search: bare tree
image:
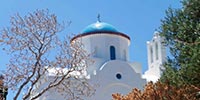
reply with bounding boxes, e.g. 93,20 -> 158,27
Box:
0,9 -> 94,100
0,75 -> 8,100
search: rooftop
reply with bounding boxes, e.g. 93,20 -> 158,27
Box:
82,21 -> 118,34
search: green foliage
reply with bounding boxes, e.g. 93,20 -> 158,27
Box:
159,0 -> 200,87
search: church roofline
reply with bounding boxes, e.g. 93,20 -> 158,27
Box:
71,31 -> 131,42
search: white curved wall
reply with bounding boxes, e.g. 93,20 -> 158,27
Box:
74,33 -> 130,73
76,33 -> 130,61
88,60 -> 146,100
32,32 -> 147,100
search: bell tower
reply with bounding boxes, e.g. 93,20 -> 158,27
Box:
144,32 -> 166,82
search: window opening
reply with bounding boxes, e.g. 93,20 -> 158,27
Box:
116,73 -> 122,79
150,46 -> 153,63
155,42 -> 159,60
110,46 -> 116,60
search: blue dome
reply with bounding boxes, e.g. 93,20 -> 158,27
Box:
82,22 -> 118,33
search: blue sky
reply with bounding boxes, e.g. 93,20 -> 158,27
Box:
0,0 -> 181,99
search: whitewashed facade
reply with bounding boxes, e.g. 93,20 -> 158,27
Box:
143,32 -> 166,82
33,21 -> 165,100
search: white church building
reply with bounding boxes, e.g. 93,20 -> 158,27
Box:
33,20 -> 166,100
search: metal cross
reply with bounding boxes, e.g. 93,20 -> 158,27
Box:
97,14 -> 101,22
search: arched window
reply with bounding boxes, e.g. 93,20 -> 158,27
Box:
155,42 -> 159,60
124,50 -> 127,61
150,46 -> 153,63
110,46 -> 116,60
94,46 -> 98,57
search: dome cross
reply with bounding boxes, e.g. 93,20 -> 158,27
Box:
97,14 -> 101,22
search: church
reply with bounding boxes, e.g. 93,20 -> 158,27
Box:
33,19 -> 166,100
